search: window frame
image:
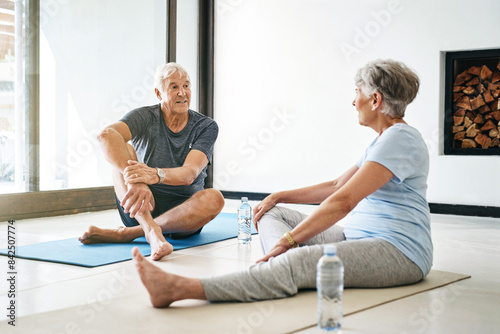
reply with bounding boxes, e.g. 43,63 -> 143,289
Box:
1,0 -> 215,221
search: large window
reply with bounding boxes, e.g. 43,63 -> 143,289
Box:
0,0 -> 167,194
39,0 -> 166,190
0,0 -> 216,221
0,0 -> 21,194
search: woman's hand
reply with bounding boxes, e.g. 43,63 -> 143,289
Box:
256,237 -> 291,263
253,194 -> 278,230
123,160 -> 159,185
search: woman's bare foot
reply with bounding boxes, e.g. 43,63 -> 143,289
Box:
145,227 -> 173,261
79,226 -> 138,244
132,247 -> 206,307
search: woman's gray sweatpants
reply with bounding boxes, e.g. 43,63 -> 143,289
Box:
200,206 -> 424,302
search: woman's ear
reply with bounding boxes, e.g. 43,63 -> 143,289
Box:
371,91 -> 383,111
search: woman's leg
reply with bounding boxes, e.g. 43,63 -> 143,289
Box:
201,239 -> 423,302
132,247 -> 206,307
337,238 -> 423,288
201,244 -> 323,302
133,239 -> 424,305
257,206 -> 345,254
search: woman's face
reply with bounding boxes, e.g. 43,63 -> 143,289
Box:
352,86 -> 374,126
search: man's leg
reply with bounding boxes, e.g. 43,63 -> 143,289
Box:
80,144 -> 225,260
79,144 -> 146,245
133,188 -> 223,260
80,188 -> 224,258
153,188 -> 225,237
112,144 -> 224,236
80,160 -> 173,259
79,142 -> 170,259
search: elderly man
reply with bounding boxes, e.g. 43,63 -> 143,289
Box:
79,63 -> 224,260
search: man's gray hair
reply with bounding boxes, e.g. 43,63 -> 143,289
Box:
354,59 -> 420,118
154,62 -> 190,91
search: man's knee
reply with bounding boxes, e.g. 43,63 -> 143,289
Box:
192,188 -> 225,213
204,188 -> 225,211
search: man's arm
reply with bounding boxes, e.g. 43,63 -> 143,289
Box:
98,121 -> 153,218
123,149 -> 209,186
97,121 -> 134,172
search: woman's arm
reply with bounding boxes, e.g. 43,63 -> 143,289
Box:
257,161 -> 394,262
253,165 -> 359,224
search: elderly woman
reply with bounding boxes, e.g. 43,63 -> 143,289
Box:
79,63 -> 225,261
132,59 -> 433,306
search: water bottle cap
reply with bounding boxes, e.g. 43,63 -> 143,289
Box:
324,244 -> 337,255
241,197 -> 248,202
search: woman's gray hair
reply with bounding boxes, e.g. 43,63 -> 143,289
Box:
154,62 -> 190,91
354,59 -> 420,118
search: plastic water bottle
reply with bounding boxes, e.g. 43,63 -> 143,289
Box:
237,197 -> 252,244
317,244 -> 344,331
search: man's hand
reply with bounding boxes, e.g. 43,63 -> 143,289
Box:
120,182 -> 154,218
123,160 -> 159,185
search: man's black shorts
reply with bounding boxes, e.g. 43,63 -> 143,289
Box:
115,190 -> 203,239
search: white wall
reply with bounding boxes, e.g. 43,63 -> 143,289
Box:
213,0 -> 500,207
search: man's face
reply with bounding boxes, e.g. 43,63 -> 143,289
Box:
156,72 -> 191,114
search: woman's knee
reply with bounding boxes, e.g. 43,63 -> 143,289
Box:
258,206 -> 306,231
262,206 -> 284,219
257,206 -> 286,230
261,205 -> 302,221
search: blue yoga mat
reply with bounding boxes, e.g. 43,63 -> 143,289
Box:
0,212 -> 257,267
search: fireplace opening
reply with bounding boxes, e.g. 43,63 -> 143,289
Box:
444,48 -> 500,155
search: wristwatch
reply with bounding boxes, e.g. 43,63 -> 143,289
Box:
156,168 -> 165,184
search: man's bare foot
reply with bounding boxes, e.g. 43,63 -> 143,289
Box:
79,224 -> 171,260
150,240 -> 173,261
145,227 -> 173,261
79,226 -> 137,244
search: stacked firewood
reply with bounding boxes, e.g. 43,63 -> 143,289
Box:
452,62 -> 500,149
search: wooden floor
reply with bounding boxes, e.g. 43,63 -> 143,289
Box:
0,199 -> 499,333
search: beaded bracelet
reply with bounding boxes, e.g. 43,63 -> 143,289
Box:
284,231 -> 299,248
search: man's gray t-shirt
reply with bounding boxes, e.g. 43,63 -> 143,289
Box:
120,104 -> 218,197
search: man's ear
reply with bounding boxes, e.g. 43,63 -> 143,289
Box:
371,91 -> 383,110
155,88 -> 162,100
